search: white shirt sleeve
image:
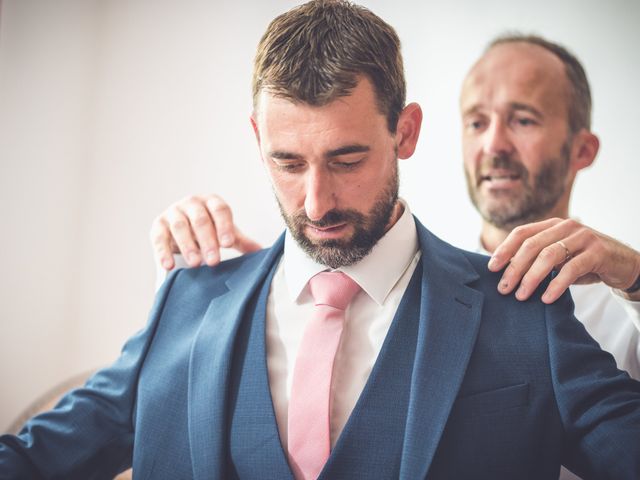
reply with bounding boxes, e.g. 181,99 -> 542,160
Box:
612,289 -> 640,333
570,283 -> 640,380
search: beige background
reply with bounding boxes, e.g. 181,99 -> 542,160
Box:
1,0 -> 639,431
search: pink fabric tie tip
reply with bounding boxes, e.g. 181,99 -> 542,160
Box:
287,271 -> 361,480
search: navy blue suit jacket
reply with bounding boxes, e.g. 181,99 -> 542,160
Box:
1,218 -> 640,479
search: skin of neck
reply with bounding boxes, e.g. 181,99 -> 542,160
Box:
386,201 -> 405,233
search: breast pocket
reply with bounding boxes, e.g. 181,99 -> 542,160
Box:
429,383 -> 538,479
454,382 -> 530,415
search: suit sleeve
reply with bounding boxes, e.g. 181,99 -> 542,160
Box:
0,270 -> 181,480
546,290 -> 640,479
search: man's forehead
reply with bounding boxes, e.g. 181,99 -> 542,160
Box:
460,42 -> 569,114
474,42 -> 565,76
253,86 -> 399,165
254,91 -> 354,132
254,78 -> 385,129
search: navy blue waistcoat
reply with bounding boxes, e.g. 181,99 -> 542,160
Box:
227,260 -> 423,479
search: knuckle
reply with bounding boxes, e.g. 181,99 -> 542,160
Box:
538,246 -> 556,262
511,224 -> 531,242
572,255 -> 587,270
511,225 -> 526,237
569,219 -> 583,232
182,195 -> 199,204
520,238 -> 538,253
186,195 -> 207,208
582,228 -> 598,244
193,213 -> 211,229
209,200 -> 230,215
171,218 -> 189,231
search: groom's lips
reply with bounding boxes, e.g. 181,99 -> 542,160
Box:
306,222 -> 349,240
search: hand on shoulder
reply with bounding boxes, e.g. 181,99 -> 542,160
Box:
149,194 -> 261,270
487,217 -> 640,303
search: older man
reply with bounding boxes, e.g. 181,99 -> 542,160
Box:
3,2 -> 640,479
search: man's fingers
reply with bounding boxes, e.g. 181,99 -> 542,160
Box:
511,242 -> 582,301
489,217 -> 640,302
495,237 -> 566,296
540,254 -> 596,303
151,194 -> 260,270
166,206 -> 203,267
206,196 -> 236,248
488,218 -> 563,271
183,198 -> 221,266
150,218 -> 177,270
494,219 -> 582,293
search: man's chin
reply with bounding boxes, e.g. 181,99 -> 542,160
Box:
308,246 -> 369,269
477,188 -> 524,204
303,238 -> 352,259
477,195 -> 526,219
482,206 -> 537,230
294,234 -> 370,269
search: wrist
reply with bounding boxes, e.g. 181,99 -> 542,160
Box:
624,251 -> 640,294
625,273 -> 640,294
622,273 -> 640,303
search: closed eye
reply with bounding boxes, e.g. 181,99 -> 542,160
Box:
272,160 -> 305,172
332,159 -> 362,170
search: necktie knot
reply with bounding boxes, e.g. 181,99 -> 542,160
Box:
308,271 -> 360,310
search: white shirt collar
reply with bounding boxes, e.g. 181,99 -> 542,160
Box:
283,199 -> 419,306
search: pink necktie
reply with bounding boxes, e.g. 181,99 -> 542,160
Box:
287,271 -> 361,480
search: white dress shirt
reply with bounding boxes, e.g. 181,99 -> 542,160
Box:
266,201 -> 420,449
570,284 -> 640,378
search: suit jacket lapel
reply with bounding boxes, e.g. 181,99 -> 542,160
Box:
400,219 -> 484,479
183,219 -> 484,478
188,235 -> 284,478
